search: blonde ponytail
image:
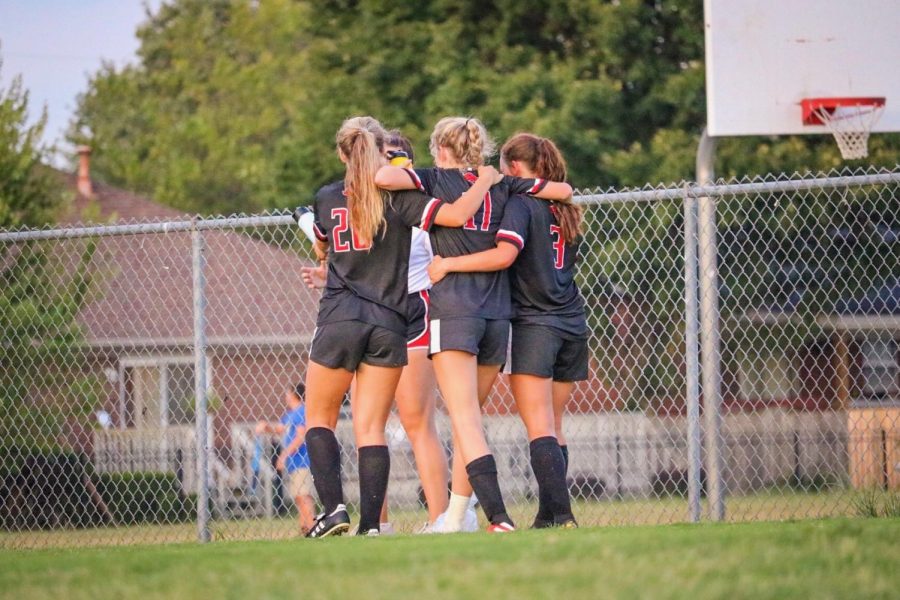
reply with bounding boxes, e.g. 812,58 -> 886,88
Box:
336,116 -> 388,246
429,116 -> 496,168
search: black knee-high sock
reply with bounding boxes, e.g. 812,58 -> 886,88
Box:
357,445 -> 390,534
306,427 -> 344,514
535,443 -> 568,522
530,436 -> 573,522
466,455 -> 513,526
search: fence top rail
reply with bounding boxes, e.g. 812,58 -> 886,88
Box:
2,169 -> 899,242
575,170 -> 900,205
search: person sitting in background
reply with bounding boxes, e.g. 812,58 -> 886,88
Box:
256,383 -> 315,535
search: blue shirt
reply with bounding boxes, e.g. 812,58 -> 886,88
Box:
280,405 -> 310,472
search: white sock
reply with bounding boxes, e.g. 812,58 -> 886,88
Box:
444,493 -> 471,531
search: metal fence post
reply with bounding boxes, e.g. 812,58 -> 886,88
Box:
683,184 -> 702,523
696,129 -> 726,521
192,225 -> 211,543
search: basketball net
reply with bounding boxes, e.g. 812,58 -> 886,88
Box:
813,103 -> 885,160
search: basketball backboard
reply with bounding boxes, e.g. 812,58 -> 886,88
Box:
704,0 -> 900,137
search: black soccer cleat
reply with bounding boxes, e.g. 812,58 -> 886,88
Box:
306,504 -> 351,538
531,516 -> 554,529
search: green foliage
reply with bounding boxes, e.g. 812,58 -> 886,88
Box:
0,60 -> 62,228
852,488 -> 900,519
69,0 -> 900,215
96,472 -> 193,526
0,57 -> 101,458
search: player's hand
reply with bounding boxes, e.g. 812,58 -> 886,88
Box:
301,261 -> 327,289
428,255 -> 450,284
477,165 -> 503,185
276,454 -> 287,472
254,421 -> 267,435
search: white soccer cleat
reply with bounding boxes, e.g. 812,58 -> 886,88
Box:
379,522 -> 396,535
461,508 -> 479,532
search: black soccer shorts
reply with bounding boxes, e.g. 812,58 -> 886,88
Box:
310,320 -> 407,371
509,323 -> 589,382
429,317 -> 510,366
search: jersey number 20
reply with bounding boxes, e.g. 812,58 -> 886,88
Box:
550,225 -> 565,270
331,208 -> 371,252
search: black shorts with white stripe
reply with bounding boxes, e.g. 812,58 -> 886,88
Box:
429,317 -> 510,366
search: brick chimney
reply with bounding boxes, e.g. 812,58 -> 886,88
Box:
77,145 -> 94,198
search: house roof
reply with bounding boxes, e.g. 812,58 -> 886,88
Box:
60,173 -> 185,224
60,175 -> 319,348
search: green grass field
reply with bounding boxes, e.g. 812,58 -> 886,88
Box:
2,518 -> 898,600
0,489 -> 863,549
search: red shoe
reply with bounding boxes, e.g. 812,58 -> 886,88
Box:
487,522 -> 515,533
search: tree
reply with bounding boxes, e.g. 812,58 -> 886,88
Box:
70,0 -> 900,213
0,59 -> 100,467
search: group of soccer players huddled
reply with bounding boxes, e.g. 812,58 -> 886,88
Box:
295,115 -> 587,537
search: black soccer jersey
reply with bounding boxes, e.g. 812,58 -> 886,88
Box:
404,167 -> 548,320
312,181 -> 444,334
497,195 -> 588,337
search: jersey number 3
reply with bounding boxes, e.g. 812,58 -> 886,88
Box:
550,225 -> 565,270
331,208 -> 371,252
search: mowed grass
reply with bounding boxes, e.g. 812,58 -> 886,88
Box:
0,489 -> 858,549
2,518 -> 898,600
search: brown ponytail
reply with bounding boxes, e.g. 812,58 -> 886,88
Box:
429,116 -> 496,168
501,133 -> 583,244
336,116 -> 388,246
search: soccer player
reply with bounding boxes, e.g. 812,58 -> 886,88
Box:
255,383 -> 315,535
375,117 -> 573,532
427,133 -> 585,528
303,131 -> 452,533
301,116 -> 500,538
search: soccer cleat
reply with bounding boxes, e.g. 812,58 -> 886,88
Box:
487,522 -> 515,533
461,508 -> 479,532
414,522 -> 434,534
306,504 -> 351,538
431,507 -> 480,533
531,517 -> 554,529
379,522 -> 396,535
558,518 -> 579,529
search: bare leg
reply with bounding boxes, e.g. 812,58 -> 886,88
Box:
433,351 -> 488,465
552,381 -> 575,446
446,362 -> 503,495
297,494 -> 315,533
510,374 -> 556,441
306,361 -> 354,430
396,349 -> 449,522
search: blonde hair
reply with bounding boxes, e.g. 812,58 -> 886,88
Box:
501,133 -> 582,243
335,116 -> 388,246
429,116 -> 496,168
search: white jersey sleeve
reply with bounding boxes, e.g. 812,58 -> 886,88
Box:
407,227 -> 433,293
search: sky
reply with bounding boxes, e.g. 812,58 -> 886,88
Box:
0,0 -> 161,167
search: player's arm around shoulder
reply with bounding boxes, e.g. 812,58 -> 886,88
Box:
504,175 -> 573,201
375,165 -> 421,191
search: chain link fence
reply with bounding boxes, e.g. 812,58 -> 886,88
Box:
2,166 -> 899,548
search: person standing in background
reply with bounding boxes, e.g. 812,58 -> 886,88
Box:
256,383 -> 315,535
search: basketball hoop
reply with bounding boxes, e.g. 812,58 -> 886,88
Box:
801,97 -> 886,160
